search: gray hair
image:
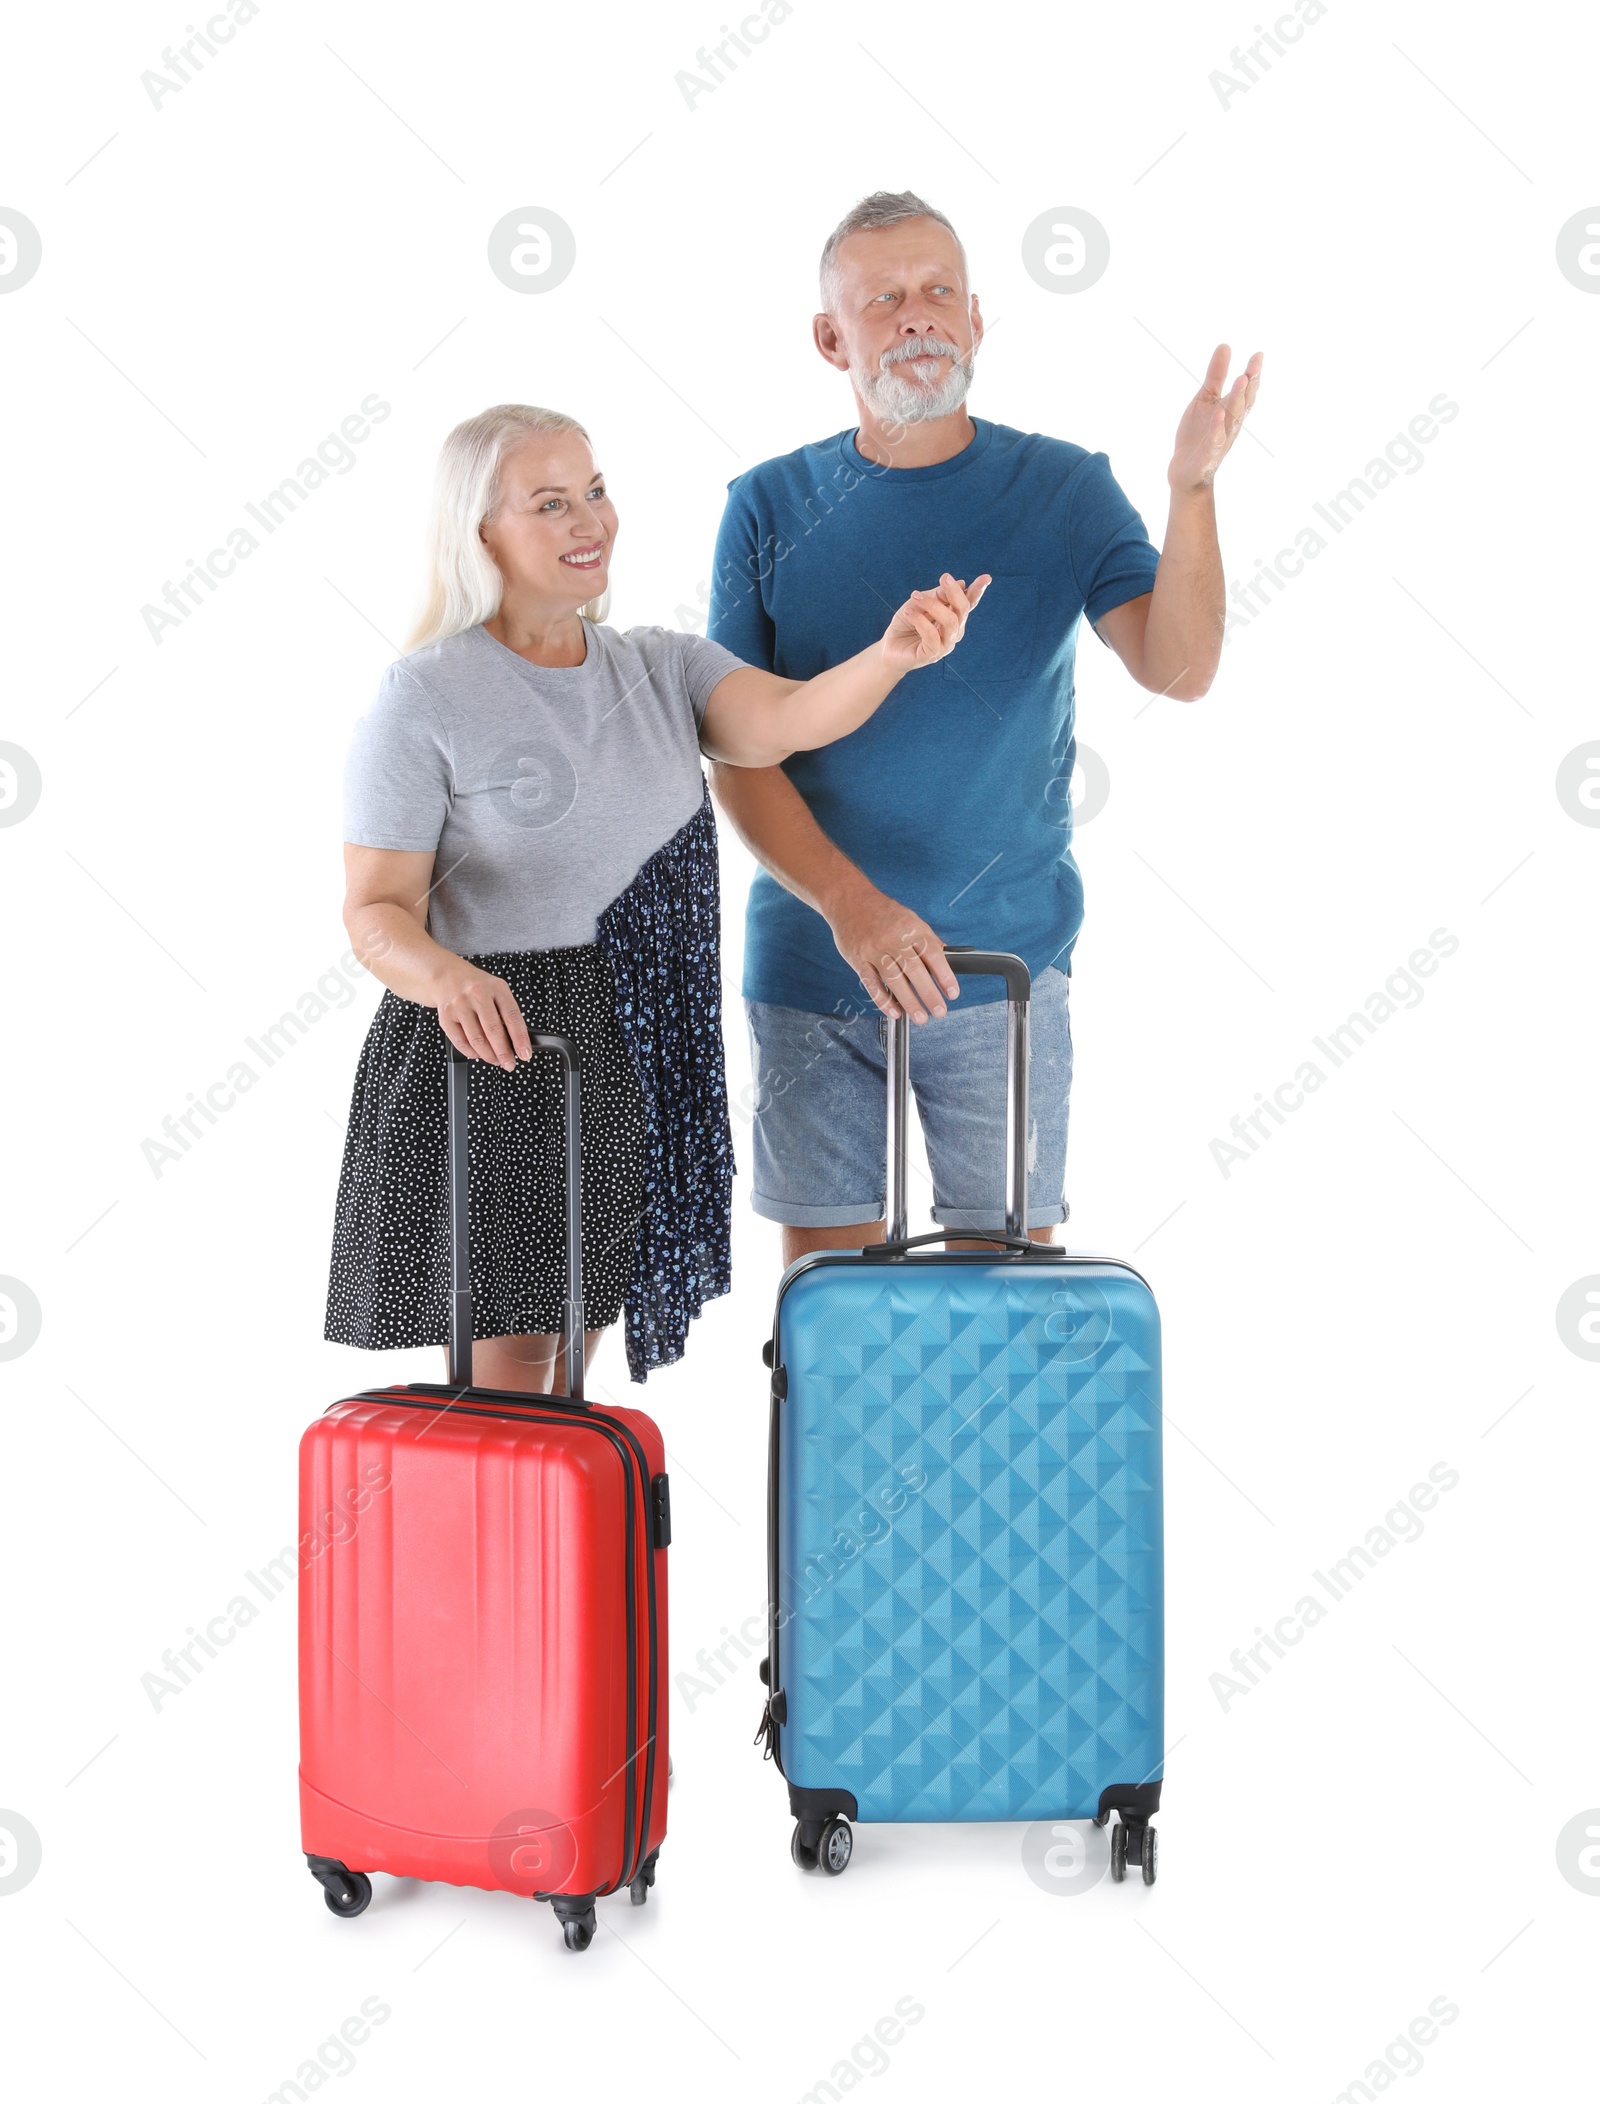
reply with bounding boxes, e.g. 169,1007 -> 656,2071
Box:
406,403 -> 609,651
818,190 -> 966,308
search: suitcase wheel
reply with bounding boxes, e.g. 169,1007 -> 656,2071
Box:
629,1849 -> 659,1906
551,1897 -> 598,1952
792,1814 -> 853,1875
817,1814 -> 853,1876
1110,1818 -> 1156,1887
306,1856 -> 372,1918
327,1869 -> 373,1917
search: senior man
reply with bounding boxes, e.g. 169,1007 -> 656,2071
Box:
708,190 -> 1262,1261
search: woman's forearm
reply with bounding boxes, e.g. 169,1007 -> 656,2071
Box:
346,902 -> 466,1007
701,573 -> 984,766
703,646 -> 902,768
773,643 -> 903,756
342,843 -> 533,1067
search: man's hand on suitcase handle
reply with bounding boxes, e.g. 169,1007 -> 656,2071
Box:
824,878 -> 960,1025
436,962 -> 535,1071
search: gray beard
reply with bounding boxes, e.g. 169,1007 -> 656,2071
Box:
855,343 -> 975,425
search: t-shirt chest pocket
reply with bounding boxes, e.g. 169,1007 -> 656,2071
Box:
941,572 -> 1039,688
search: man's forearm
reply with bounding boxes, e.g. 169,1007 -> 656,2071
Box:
1143,485 -> 1225,699
708,760 -> 867,917
708,759 -> 959,1022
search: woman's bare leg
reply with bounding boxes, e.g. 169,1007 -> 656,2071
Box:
442,1328 -> 608,1396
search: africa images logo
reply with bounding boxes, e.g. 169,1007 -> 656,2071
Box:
489,744 -> 580,831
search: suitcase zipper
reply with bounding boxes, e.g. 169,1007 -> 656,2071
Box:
762,1359 -> 787,1777
342,1387 -> 661,1899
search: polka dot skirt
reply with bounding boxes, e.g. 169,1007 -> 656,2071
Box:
323,943 -> 648,1351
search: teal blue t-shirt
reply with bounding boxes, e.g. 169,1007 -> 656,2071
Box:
708,418 -> 1160,1011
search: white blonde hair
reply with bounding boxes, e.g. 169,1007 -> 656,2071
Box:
406,403 -> 610,650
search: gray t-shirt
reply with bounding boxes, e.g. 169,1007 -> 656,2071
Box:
344,621 -> 744,954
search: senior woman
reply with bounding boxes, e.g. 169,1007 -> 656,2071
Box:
324,403 -> 987,1391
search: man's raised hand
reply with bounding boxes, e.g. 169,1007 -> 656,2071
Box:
1168,345 -> 1264,494
880,572 -> 991,673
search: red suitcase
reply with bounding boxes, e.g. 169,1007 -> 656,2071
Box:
299,1035 -> 669,1952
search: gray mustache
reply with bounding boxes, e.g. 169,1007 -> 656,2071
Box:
880,337 -> 966,370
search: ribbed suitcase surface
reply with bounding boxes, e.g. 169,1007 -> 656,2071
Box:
299,1386 -> 666,1899
773,1258 -> 1163,1821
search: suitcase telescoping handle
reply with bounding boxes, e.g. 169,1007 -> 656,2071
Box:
446,1036 -> 586,1400
884,949 -> 1031,1245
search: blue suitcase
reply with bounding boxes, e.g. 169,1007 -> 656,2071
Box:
757,952 -> 1164,1884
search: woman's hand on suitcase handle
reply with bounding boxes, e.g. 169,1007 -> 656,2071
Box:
435,964 -> 535,1071
341,851 -> 532,1070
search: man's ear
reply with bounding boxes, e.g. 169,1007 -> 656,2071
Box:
969,294 -> 985,354
813,311 -> 850,372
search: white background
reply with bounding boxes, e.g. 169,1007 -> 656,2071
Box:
3,0 -> 1596,2095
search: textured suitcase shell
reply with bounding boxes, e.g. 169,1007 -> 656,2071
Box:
299,1386 -> 667,1901
770,1254 -> 1162,1822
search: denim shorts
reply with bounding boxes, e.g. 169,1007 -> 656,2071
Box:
743,967 -> 1072,1230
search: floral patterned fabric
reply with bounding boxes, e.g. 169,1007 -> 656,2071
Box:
598,782 -> 734,1380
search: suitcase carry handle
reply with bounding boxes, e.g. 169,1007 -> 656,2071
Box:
885,949 -> 1030,1244
862,1226 -> 1057,1260
447,1035 -> 585,1399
